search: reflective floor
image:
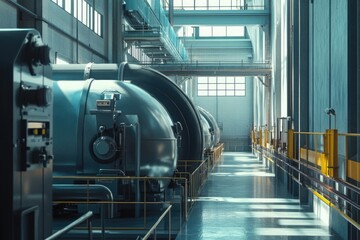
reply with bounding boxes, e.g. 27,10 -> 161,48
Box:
175,152 -> 342,240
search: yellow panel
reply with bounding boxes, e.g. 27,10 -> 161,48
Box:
347,160 -> 360,182
300,148 -> 320,165
287,129 -> 294,159
300,148 -> 327,174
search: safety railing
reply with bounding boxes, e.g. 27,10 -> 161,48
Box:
176,157 -> 210,208
46,211 -> 93,240
252,129 -> 360,230
139,60 -> 272,69
205,143 -> 224,168
137,205 -> 172,240
52,175 -> 188,239
51,156 -> 218,238
262,148 -> 360,231
124,0 -> 188,61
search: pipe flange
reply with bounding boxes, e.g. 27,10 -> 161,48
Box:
90,136 -> 117,164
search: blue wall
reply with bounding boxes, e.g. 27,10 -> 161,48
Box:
309,0 -> 347,159
193,76 -> 254,151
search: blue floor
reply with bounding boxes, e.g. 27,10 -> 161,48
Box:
175,152 -> 342,240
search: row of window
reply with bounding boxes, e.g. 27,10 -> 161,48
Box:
198,77 -> 246,96
51,0 -> 102,36
199,26 -> 244,37
178,26 -> 244,37
174,0 -> 246,10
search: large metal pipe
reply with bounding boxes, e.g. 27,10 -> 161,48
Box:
52,63 -> 119,80
52,62 -> 204,160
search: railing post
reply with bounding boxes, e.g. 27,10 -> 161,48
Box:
325,129 -> 338,178
264,130 -> 269,148
287,129 -> 294,159
252,130 -> 255,144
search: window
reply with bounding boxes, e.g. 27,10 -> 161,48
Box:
51,0 -> 103,36
198,26 -> 245,37
174,0 -> 246,10
54,53 -> 70,64
199,26 -> 212,37
197,76 -> 246,96
177,26 -> 194,37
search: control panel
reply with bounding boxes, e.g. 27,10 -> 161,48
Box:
0,29 -> 53,240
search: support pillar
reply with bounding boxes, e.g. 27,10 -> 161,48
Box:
287,129 -> 295,159
325,129 -> 338,178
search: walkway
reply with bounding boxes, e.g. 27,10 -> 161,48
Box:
175,152 -> 342,240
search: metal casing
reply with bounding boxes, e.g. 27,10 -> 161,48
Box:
198,106 -> 221,148
53,79 -> 177,188
121,63 -> 204,161
0,29 -> 53,240
200,114 -> 212,151
52,62 -> 204,161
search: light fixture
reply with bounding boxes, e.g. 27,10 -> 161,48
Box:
325,107 -> 336,129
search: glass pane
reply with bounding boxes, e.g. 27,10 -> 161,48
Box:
64,0 -> 71,13
183,0 -> 194,10
90,6 -> 93,29
209,84 -> 217,90
87,5 -> 90,27
208,0 -> 219,10
198,90 -> 208,96
195,0 -> 207,10
97,14 -> 102,36
226,77 -> 235,83
213,26 -> 226,37
217,90 -> 226,96
55,56 -> 69,64
198,84 -> 208,90
226,90 -> 235,96
209,90 -> 217,96
77,0 -> 82,20
217,77 -> 226,83
174,0 -> 183,9
179,26 -> 194,37
198,77 -> 208,84
218,83 -> 226,90
235,90 -> 246,96
221,0 -> 232,10
199,26 -> 212,37
235,83 -> 245,90
94,12 -> 98,32
227,26 -> 245,37
82,2 -> 87,24
235,76 -> 245,83
208,77 -> 217,84
226,84 -> 235,90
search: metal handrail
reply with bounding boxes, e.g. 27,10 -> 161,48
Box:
293,131 -> 325,135
260,147 -> 360,229
45,211 -> 93,240
139,205 -> 173,240
53,175 -> 189,228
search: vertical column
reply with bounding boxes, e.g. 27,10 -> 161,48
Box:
325,129 -> 338,178
287,129 -> 294,159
